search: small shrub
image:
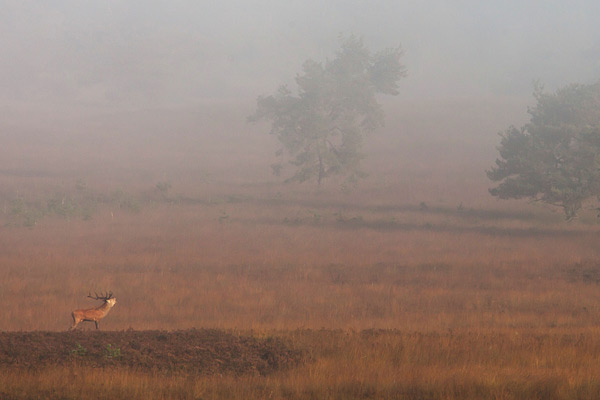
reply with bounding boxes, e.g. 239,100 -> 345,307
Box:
219,211 -> 229,223
111,190 -> 141,213
104,344 -> 121,360
155,181 -> 172,195
70,343 -> 87,357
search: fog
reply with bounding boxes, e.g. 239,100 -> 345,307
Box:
2,1 -> 598,108
1,1 -> 599,200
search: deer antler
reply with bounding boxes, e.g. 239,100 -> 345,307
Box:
87,291 -> 113,301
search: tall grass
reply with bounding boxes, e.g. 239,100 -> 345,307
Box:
3,330 -> 600,399
1,198 -> 599,332
2,185 -> 600,398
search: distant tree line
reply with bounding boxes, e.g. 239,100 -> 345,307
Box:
250,34 -> 600,222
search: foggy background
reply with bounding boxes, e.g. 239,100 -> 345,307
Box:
1,0 -> 599,202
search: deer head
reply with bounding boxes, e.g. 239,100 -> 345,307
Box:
87,291 -> 116,306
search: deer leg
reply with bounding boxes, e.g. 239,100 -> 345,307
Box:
70,313 -> 79,331
95,321 -> 99,329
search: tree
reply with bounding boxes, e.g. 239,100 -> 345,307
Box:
249,35 -> 406,186
487,81 -> 600,220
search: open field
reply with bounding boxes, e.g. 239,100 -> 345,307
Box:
2,187 -> 600,399
2,101 -> 600,398
3,190 -> 600,333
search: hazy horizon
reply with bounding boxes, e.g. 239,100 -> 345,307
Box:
1,1 -> 598,115
1,1 -> 599,206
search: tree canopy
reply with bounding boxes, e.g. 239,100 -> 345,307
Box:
249,35 -> 406,186
488,81 -> 600,220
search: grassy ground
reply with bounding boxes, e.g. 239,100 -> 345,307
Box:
3,330 -> 600,399
2,98 -> 600,398
2,186 -> 600,398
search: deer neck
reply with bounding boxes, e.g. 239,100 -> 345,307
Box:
97,302 -> 114,313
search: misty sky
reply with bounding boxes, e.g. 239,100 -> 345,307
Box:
1,1 -> 599,112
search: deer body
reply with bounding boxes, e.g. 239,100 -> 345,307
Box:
70,292 -> 116,330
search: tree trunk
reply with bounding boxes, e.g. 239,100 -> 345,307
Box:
318,154 -> 324,186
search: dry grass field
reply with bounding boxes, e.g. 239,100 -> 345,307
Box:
2,100 -> 600,398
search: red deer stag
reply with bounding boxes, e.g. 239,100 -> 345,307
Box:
70,292 -> 117,330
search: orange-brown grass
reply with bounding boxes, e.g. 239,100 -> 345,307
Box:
2,196 -> 600,398
3,330 -> 600,399
0,113 -> 600,399
3,153 -> 600,398
1,199 -> 599,332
